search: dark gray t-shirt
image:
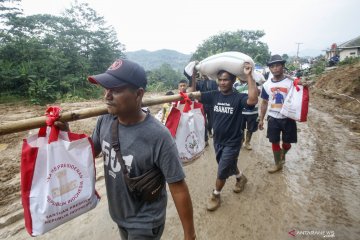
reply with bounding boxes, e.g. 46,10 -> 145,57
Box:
91,113 -> 185,229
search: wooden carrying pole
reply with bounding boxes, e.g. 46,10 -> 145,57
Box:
0,92 -> 201,136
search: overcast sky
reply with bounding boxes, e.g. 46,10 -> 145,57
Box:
21,0 -> 360,57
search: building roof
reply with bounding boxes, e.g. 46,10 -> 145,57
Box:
338,35 -> 360,49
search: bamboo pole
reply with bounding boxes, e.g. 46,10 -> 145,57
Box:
0,92 -> 201,136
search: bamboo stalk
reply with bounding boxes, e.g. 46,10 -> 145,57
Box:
0,92 -> 201,136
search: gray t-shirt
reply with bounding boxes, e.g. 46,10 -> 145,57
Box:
91,113 -> 185,229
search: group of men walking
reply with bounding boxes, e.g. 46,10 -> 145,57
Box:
188,54 -> 298,212
55,54 -> 299,239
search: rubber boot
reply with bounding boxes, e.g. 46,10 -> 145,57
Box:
240,134 -> 245,148
268,151 -> 283,173
244,131 -> 253,150
280,148 -> 289,165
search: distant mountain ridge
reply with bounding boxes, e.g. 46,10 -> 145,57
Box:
125,49 -> 191,71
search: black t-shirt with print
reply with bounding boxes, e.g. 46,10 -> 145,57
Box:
201,90 -> 250,146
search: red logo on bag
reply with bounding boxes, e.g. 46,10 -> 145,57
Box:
184,131 -> 199,154
46,164 -> 84,206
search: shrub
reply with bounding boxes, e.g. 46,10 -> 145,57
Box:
338,56 -> 360,66
28,78 -> 57,105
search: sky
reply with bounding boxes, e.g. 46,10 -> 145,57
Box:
21,0 -> 360,57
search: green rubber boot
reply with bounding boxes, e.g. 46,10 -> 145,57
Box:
244,131 -> 253,150
280,148 -> 289,165
268,151 -> 283,174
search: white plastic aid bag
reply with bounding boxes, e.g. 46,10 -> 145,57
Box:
21,126 -> 100,236
165,94 -> 205,165
280,79 -> 309,122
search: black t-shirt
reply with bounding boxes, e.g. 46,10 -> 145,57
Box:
201,90 -> 249,146
196,80 -> 218,109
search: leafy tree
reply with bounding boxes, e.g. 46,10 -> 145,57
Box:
0,0 -> 125,104
282,54 -> 289,62
0,0 -> 22,30
147,64 -> 183,92
191,30 -> 270,65
28,78 -> 57,105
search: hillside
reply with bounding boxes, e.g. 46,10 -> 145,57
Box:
309,61 -> 360,132
125,49 -> 191,71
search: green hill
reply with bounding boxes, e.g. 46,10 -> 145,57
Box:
125,49 -> 191,71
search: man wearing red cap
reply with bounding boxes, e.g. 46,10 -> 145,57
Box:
60,59 -> 196,239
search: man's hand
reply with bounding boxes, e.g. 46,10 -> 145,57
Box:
258,119 -> 264,130
54,121 -> 70,132
168,180 -> 196,240
243,62 -> 253,76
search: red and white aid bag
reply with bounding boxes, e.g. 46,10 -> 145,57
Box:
280,78 -> 309,122
166,92 -> 205,165
21,106 -> 100,236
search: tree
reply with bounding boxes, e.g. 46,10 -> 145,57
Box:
0,0 -> 125,104
147,64 -> 183,92
0,0 -> 22,27
191,30 -> 270,65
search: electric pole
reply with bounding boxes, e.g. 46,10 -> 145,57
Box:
295,42 -> 303,69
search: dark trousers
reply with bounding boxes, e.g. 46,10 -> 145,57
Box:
118,224 -> 165,240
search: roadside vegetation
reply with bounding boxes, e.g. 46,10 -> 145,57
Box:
5,0 -> 357,106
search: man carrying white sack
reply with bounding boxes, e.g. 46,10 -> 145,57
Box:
188,63 -> 258,211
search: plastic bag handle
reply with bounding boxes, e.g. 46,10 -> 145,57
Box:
179,92 -> 192,112
43,106 -> 62,143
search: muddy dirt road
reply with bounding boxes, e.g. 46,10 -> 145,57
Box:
0,96 -> 359,239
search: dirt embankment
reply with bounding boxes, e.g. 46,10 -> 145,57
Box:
309,62 -> 360,132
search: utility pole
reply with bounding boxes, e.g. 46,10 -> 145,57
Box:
295,42 -> 303,69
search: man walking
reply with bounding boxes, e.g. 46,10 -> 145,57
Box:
233,77 -> 261,150
258,55 -> 298,173
57,59 -> 196,239
188,63 -> 258,211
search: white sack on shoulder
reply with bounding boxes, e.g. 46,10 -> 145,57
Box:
184,61 -> 197,81
195,51 -> 255,81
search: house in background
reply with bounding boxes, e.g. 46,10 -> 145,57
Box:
325,43 -> 338,60
337,35 -> 360,61
324,35 -> 360,62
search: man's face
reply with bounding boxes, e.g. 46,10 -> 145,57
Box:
218,72 -> 234,94
269,63 -> 284,77
178,83 -> 188,93
104,86 -> 140,116
239,77 -> 247,83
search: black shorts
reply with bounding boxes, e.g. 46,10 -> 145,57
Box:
214,143 -> 240,179
266,116 -> 297,143
241,114 -> 259,133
